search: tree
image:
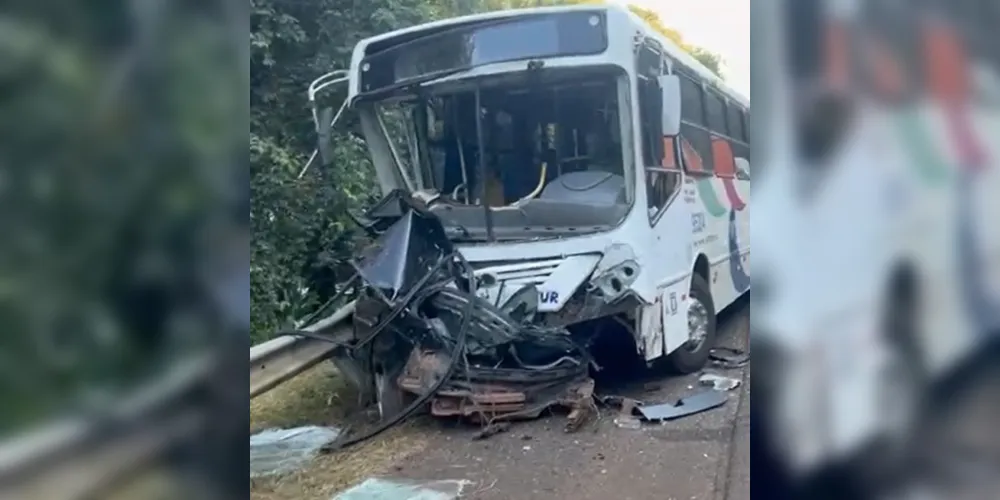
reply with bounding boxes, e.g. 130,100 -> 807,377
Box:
689,48 -> 724,78
250,0 -> 486,343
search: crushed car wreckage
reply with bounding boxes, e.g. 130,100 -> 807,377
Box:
298,190 -> 658,450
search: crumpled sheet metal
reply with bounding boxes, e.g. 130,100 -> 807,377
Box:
397,349 -> 595,427
635,391 -> 728,422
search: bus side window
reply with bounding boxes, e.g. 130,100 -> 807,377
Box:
680,73 -> 705,125
637,43 -> 664,167
705,90 -> 728,138
741,110 -> 750,143
727,102 -> 745,143
735,107 -> 750,180
638,43 -> 681,218
678,73 -> 715,175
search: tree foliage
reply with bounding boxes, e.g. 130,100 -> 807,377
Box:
566,0 -> 725,76
250,0 -> 725,342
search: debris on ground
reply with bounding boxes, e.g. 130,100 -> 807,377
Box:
699,373 -> 743,392
564,378 -> 598,433
635,391 -> 729,423
612,398 -> 642,430
472,422 -> 511,441
333,478 -> 472,500
250,426 -> 343,478
602,387 -> 730,429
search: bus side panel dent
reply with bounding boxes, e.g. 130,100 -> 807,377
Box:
590,243 -> 642,304
638,272 -> 696,362
662,278 -> 694,356
639,299 -> 665,360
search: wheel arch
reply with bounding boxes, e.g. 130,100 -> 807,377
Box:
693,253 -> 711,286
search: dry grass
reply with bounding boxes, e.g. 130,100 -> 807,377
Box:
251,364 -> 355,431
250,364 -> 429,500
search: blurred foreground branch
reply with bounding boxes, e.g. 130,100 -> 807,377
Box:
0,0 -> 248,497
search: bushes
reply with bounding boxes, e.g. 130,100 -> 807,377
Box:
250,132 -> 375,343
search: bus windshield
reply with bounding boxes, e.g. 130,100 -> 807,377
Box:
370,68 -> 631,241
359,11 -> 609,94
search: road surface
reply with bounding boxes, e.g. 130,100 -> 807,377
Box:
390,300 -> 750,500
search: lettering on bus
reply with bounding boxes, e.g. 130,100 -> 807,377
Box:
540,290 -> 561,305
694,234 -> 719,248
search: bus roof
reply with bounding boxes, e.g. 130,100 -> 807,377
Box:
351,4 -> 748,109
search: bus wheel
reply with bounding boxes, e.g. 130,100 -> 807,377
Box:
667,274 -> 717,374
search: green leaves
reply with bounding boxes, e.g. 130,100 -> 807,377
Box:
250,0 -> 464,343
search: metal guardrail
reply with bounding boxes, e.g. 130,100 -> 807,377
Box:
250,302 -> 355,399
250,335 -> 340,399
0,303 -> 357,500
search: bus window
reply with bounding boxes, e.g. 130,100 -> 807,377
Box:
638,44 -> 678,217
637,43 -> 663,167
680,73 -> 706,125
705,90 -> 728,136
741,110 -> 749,143
727,103 -> 745,143
677,73 -> 715,175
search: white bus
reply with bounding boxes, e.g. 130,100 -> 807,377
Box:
752,0 -> 1000,493
309,4 -> 749,413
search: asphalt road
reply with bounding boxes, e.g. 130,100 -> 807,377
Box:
390,300 -> 750,500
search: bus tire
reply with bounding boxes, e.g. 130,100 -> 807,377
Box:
666,274 -> 717,374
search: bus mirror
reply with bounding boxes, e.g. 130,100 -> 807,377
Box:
658,75 -> 682,136
307,70 -> 350,169
315,106 -> 335,165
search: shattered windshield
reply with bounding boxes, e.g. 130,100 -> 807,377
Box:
372,69 -> 631,241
